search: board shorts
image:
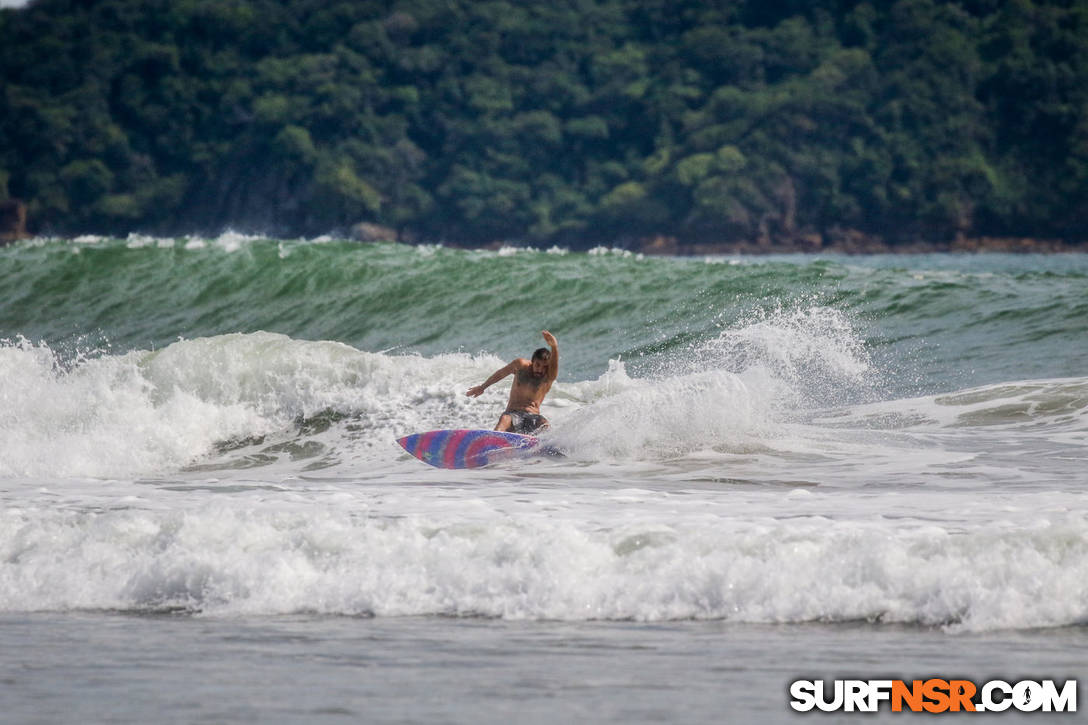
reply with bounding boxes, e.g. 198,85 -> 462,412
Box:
504,410 -> 548,435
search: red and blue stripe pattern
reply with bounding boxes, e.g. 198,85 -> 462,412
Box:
396,429 -> 540,469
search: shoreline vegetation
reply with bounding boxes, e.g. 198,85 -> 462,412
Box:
632,232 -> 1084,255
3,1 -> 1087,251
2,208 -> 1080,255
0,202 -> 1082,254
349,221 -> 1083,254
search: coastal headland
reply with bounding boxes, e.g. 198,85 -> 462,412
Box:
3,1 -> 1086,251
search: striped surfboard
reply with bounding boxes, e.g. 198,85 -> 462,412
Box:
396,429 -> 541,469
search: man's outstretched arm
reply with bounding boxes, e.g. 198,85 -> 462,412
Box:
542,330 -> 559,383
466,359 -> 522,397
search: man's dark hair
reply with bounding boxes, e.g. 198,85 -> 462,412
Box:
532,347 -> 551,361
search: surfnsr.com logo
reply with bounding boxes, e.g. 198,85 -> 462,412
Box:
789,679 -> 1077,713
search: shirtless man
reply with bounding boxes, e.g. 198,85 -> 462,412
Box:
465,331 -> 558,434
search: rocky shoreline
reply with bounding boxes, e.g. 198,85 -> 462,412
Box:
3,213 -> 1082,254
353,222 -> 1085,255
634,232 -> 1084,256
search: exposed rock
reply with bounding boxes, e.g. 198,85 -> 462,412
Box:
656,228 -> 1085,256
349,222 -> 398,243
797,232 -> 824,251
0,199 -> 29,245
949,235 -> 1069,253
638,235 -> 679,255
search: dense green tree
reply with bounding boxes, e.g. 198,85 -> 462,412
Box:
0,0 -> 1085,246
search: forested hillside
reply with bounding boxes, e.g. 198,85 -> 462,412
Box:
2,0 -> 1086,247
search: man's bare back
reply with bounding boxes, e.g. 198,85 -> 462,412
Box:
465,331 -> 559,434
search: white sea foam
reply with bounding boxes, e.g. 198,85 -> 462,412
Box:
3,303 -> 1082,483
554,363 -> 782,459
0,337 -> 266,478
587,246 -> 643,259
178,230 -> 263,252
214,230 -> 263,252
2,495 -> 1085,630
493,245 -> 528,256
2,318 -> 1086,632
0,333 -> 521,478
414,243 -> 444,257
122,232 -> 178,248
548,306 -> 874,459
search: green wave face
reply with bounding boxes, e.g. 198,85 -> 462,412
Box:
2,237 -> 1086,393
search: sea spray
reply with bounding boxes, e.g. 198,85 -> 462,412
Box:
698,306 -> 874,405
552,305 -> 875,459
553,365 -> 781,459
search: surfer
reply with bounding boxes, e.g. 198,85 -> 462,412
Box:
466,330 -> 558,434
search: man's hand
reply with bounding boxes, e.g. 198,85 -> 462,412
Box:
542,330 -> 557,347
465,385 -> 486,397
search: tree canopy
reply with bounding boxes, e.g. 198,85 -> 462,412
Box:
2,0 -> 1087,247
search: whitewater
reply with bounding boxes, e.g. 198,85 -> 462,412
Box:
1,235 -> 1086,722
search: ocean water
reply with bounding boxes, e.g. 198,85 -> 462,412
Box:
1,235 -> 1086,722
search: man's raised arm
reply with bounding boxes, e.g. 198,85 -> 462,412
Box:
466,359 -> 521,397
542,330 -> 559,382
